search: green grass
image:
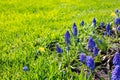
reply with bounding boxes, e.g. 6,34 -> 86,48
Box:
0,0 -> 120,79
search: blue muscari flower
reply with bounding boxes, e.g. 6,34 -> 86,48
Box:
73,23 -> 77,28
93,47 -> 99,56
92,18 -> 96,26
115,9 -> 119,13
117,26 -> 120,32
98,39 -> 102,44
113,52 -> 120,66
111,65 -> 120,80
86,56 -> 95,70
64,31 -> 70,44
72,23 -> 77,36
80,20 -> 84,26
23,66 -> 28,71
108,30 -> 112,36
79,53 -> 86,63
88,37 -> 96,50
56,44 -> 63,54
114,18 -> 120,25
100,22 -> 104,27
106,24 -> 110,33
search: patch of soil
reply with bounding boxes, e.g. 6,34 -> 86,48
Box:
93,68 -> 109,80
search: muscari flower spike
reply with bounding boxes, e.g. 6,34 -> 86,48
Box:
111,65 -> 120,80
115,9 -> 119,13
113,52 -> 120,66
79,53 -> 86,63
72,23 -> 78,36
117,26 -> 120,32
64,31 -> 70,44
93,47 -> 99,56
56,44 -> 63,54
86,56 -> 95,70
23,66 -> 28,71
108,30 -> 112,36
88,37 -> 96,50
100,22 -> 104,27
92,18 -> 96,26
80,20 -> 84,26
106,24 -> 110,33
114,18 -> 120,25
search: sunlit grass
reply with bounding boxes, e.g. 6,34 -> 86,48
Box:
0,0 -> 120,79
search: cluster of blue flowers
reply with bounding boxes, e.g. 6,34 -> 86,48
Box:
98,9 -> 120,37
79,53 -> 95,70
114,18 -> 120,25
105,24 -> 112,36
55,9 -> 120,80
88,37 -> 99,56
79,36 -> 100,70
111,65 -> 120,80
56,17 -> 102,71
112,52 -> 120,80
55,21 -> 97,71
114,9 -> 120,35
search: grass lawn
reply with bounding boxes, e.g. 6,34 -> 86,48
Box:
0,0 -> 120,79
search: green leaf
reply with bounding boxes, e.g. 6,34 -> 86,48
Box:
87,72 -> 92,80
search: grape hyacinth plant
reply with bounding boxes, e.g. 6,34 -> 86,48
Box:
86,56 -> 95,70
114,18 -> 120,25
93,47 -> 99,56
56,44 -> 63,54
79,53 -> 86,63
113,52 -> 120,66
106,24 -> 110,33
111,65 -> 120,80
64,31 -> 70,45
72,23 -> 78,37
92,18 -> 96,27
114,10 -> 120,38
108,30 -> 112,36
87,37 -> 96,51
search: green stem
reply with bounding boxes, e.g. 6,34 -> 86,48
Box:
115,25 -> 118,38
67,50 -> 70,64
58,55 -> 62,70
108,70 -> 111,80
